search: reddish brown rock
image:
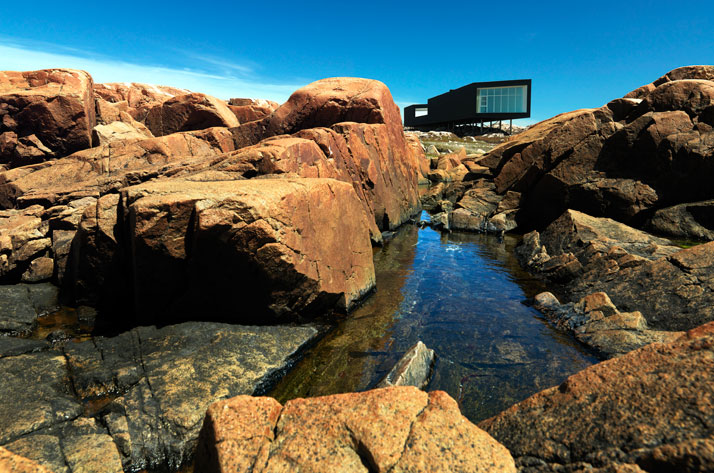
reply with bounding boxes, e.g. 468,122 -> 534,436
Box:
93,82 -> 190,122
0,69 -> 95,167
0,206 -> 51,282
253,77 -> 404,139
227,98 -> 279,123
145,93 -> 239,137
0,128 -> 235,209
533,291 -> 683,358
404,131 -> 430,182
122,177 -> 376,323
197,387 -> 516,473
480,67 -> 714,230
93,97 -> 153,145
480,322 -> 714,472
0,447 -> 55,473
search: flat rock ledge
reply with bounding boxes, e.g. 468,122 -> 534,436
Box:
0,322 -> 319,473
196,386 -> 516,473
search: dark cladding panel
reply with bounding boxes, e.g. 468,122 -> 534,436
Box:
405,79 -> 531,128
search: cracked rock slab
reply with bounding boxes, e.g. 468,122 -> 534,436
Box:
0,283 -> 60,334
64,322 -> 319,471
197,387 -> 516,473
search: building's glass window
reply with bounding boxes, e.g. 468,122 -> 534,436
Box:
476,86 -> 527,114
415,107 -> 428,117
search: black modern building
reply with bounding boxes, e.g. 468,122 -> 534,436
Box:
404,79 -> 531,132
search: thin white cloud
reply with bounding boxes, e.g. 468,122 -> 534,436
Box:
0,39 -> 305,103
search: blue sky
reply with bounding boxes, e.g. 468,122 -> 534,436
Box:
1,1 -> 712,124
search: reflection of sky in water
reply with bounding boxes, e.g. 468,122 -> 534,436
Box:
385,222 -> 597,421
270,215 -> 597,423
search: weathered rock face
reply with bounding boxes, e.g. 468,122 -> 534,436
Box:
480,321 -> 714,473
0,322 -> 319,473
0,447 -> 56,473
122,178 -> 375,323
0,283 -> 59,334
227,78 -> 422,232
145,93 -> 239,136
404,131 -> 430,183
0,128 -> 235,209
196,387 -> 516,473
93,82 -> 190,122
0,69 -> 96,167
646,199 -> 714,240
518,209 -> 714,332
93,98 -> 153,145
227,98 -> 279,123
483,66 -> 714,232
533,291 -> 683,358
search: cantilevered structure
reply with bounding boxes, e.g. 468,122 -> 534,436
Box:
404,79 -> 531,132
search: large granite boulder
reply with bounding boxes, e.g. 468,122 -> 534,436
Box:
482,66 -> 714,232
93,82 -> 190,122
196,387 -> 516,473
145,93 -> 239,136
121,177 -> 375,323
0,69 -> 95,167
228,78 -> 422,231
233,77 -> 405,144
480,321 -> 714,472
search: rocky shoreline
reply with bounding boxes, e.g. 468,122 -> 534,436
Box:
1,66 -> 713,472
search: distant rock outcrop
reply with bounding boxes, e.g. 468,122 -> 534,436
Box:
0,69 -> 96,167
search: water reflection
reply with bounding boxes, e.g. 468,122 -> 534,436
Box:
270,215 -> 597,422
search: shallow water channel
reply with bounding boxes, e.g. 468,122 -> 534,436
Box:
270,213 -> 598,422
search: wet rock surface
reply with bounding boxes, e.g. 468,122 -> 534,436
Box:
197,387 -> 517,473
0,283 -> 59,334
0,322 -> 319,473
480,322 -> 714,473
376,340 -> 435,389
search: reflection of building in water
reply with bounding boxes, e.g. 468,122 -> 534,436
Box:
404,79 -> 531,135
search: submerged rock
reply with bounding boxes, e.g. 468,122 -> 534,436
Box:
376,340 -> 435,389
480,321 -> 714,472
197,387 -> 516,473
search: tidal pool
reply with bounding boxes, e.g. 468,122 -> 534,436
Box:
270,213 -> 598,422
